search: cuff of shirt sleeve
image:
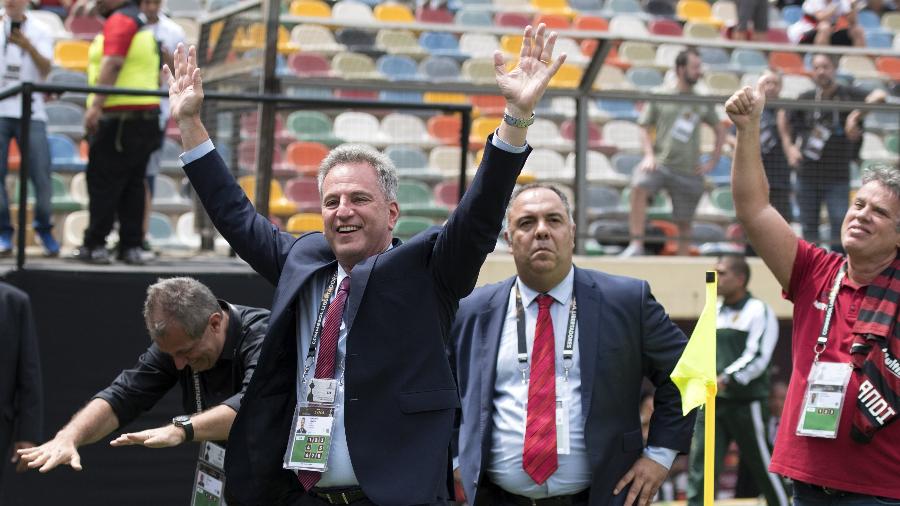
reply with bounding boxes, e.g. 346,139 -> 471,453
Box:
453,457 -> 459,470
180,139 -> 215,166
490,129 -> 528,153
643,446 -> 677,470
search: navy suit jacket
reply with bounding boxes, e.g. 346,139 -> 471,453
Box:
183,138 -> 529,506
450,268 -> 695,505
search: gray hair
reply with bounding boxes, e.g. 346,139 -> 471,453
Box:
317,144 -> 398,202
143,277 -> 221,341
506,183 -> 575,224
862,164 -> 900,230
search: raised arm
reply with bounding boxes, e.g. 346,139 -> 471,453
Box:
725,81 -> 798,290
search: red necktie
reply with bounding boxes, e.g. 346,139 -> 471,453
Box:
298,275 -> 351,491
522,293 -> 558,485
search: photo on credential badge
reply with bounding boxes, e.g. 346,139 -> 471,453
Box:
193,462 -> 226,506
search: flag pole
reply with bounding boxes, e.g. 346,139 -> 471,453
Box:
703,271 -> 716,506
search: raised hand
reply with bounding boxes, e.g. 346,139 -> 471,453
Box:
163,43 -> 205,125
725,78 -> 766,131
17,437 -> 83,473
494,24 -> 566,118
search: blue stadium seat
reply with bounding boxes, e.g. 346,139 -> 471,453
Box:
47,133 -> 86,172
377,54 -> 421,81
866,31 -> 894,49
702,153 -> 732,186
418,56 -> 461,82
781,4 -> 802,24
419,32 -> 466,59
595,99 -> 639,121
380,90 -> 424,103
858,9 -> 881,29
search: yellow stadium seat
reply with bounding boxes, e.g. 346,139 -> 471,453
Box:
549,63 -> 582,88
54,40 -> 91,72
238,176 -> 298,216
469,117 -> 501,144
677,0 -> 724,27
373,2 -> 415,23
530,0 -> 573,17
277,25 -> 299,54
289,0 -> 332,17
500,35 -> 523,55
286,213 -> 325,234
423,92 -> 469,104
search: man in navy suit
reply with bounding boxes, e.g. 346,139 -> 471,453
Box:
450,184 -> 695,506
165,24 -> 566,506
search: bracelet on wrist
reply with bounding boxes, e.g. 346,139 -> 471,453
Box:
503,109 -> 535,128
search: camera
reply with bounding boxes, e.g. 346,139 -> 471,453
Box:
10,20 -> 21,32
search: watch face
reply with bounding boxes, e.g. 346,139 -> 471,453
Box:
173,415 -> 191,425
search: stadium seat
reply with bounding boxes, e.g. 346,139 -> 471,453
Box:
861,132 -> 893,159
53,40 -> 90,72
626,67 -> 664,90
781,4 -> 802,24
62,210 -> 90,248
470,95 -> 506,116
175,212 -> 201,249
427,115 -> 463,145
532,0 -> 573,16
840,55 -> 880,80
644,0 -> 676,17
385,145 -> 430,174
284,177 -> 321,212
554,37 -> 589,66
393,216 -> 433,241
335,28 -> 382,59
780,74 -> 815,98
423,92 -> 469,104
592,65 -> 630,90
621,187 -> 673,220
333,111 -> 382,144
701,71 -> 740,95
649,19 -> 683,36
286,111 -> 342,147
534,13 -> 571,29
469,117 -> 502,146
609,15 -> 648,36
286,213 -> 325,234
691,221 -> 726,245
462,58 -> 497,85
602,120 -> 642,151
522,149 -> 571,180
858,9 -> 881,29
47,134 -> 86,172
237,176 -> 298,216
559,120 -> 606,150
289,0 -> 332,16
66,15 -> 103,40
882,12 -> 900,33
766,28 -> 790,43
416,7 -> 454,23
698,46 -> 730,70
45,102 -> 85,140
866,31 -> 894,49
655,43 -> 687,69
604,0 -> 642,16
374,2 -> 415,22
285,141 -> 329,175
332,0 -> 375,21
500,34 -> 524,55
618,41 -> 657,67
69,171 -> 88,208
569,0 -> 603,11
459,33 -> 500,58
377,29 -> 428,58
331,52 -> 383,80
377,54 -> 420,81
611,152 -> 642,177
574,151 -> 629,186
397,181 -> 450,220
550,64 -> 583,88
291,25 -> 344,55
876,56 -> 900,81
495,12 -> 532,28
419,32 -> 464,59
433,181 -> 460,209
381,113 -> 433,145
152,174 -> 191,213
454,9 -> 494,26
49,174 -> 81,213
30,10 -> 68,37
710,0 -> 737,26
594,99 -> 639,121
573,14 -> 608,31
683,21 -> 720,38
527,119 -> 569,150
429,145 -> 472,177
709,186 -> 735,216
288,53 -> 332,77
769,51 -> 806,75
585,184 -> 623,217
731,48 -> 768,73
419,56 -> 462,82
700,153 -> 732,185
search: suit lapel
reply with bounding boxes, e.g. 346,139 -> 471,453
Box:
478,278 -> 516,451
344,238 -> 401,331
574,267 -> 603,417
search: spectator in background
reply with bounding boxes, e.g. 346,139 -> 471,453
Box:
686,255 -> 789,506
18,277 -> 268,472
787,0 -> 866,46
0,0 -> 60,257
36,0 -> 73,19
782,54 -> 884,253
758,71 -> 794,223
71,0 -> 163,265
621,49 -> 725,257
734,0 -> 769,41
140,0 -> 185,257
0,280 -> 43,492
866,0 -> 897,15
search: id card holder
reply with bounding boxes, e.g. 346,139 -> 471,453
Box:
555,377 -> 570,455
671,112 -> 699,144
283,402 -> 336,471
802,124 -> 831,161
192,442 -> 228,506
760,126 -> 777,154
796,361 -> 852,438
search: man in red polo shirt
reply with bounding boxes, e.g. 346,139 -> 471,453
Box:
725,79 -> 900,502
72,0 -> 161,265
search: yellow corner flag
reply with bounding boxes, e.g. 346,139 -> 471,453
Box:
671,271 -> 718,415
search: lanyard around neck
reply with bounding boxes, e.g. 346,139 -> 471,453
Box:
300,271 -> 339,382
514,283 -> 577,384
815,262 -> 847,362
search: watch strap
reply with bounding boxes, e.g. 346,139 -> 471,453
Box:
503,110 -> 535,128
173,416 -> 194,442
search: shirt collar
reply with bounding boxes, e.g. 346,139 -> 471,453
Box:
217,299 -> 237,363
516,266 -> 575,308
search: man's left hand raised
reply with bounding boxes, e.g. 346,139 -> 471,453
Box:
613,456 -> 669,506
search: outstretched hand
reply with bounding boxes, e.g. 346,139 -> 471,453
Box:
725,77 -> 766,131
494,23 -> 566,118
109,425 -> 186,449
163,43 -> 205,125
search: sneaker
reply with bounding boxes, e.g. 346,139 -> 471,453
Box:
0,232 -> 10,256
118,247 -> 145,266
618,243 -> 645,257
36,230 -> 60,257
71,245 -> 111,265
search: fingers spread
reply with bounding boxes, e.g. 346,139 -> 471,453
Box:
520,25 -> 533,60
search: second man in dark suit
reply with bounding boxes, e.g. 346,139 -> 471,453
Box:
450,184 -> 695,505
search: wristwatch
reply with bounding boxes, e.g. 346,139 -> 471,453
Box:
172,415 -> 194,442
503,110 -> 535,128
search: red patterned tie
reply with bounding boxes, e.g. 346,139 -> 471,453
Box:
522,294 -> 558,485
298,275 -> 351,491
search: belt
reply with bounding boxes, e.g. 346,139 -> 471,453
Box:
795,480 -> 865,498
101,109 -> 159,120
309,487 -> 368,505
490,482 -> 589,506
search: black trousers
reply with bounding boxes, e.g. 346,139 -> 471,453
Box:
83,111 -> 161,250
